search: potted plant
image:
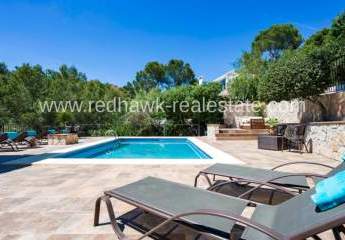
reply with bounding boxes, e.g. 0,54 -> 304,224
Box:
266,117 -> 279,135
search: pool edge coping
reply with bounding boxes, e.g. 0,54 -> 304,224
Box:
3,137 -> 244,165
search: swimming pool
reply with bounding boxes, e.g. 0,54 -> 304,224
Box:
56,138 -> 211,159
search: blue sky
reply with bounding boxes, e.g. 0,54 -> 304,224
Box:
0,1 -> 343,86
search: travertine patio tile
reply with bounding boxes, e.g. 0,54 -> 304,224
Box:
0,137 -> 339,239
11,197 -> 91,213
0,198 -> 30,212
0,212 -> 70,234
46,234 -> 115,240
0,233 -> 49,240
55,213 -> 114,234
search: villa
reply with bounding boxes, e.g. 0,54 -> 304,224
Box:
211,70 -> 238,96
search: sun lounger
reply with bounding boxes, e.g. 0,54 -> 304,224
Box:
36,129 -> 51,144
0,133 -> 18,151
94,170 -> 345,240
12,131 -> 38,147
205,162 -> 344,205
194,162 -> 336,192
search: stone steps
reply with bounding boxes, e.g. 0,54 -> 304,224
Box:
216,128 -> 268,140
218,128 -> 268,134
216,135 -> 259,140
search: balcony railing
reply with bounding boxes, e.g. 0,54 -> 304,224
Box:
326,54 -> 345,93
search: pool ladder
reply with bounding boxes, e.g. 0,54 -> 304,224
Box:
114,133 -> 121,148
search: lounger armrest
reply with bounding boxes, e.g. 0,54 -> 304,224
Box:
266,173 -> 327,182
271,161 -> 334,171
208,178 -> 297,197
137,209 -> 286,240
237,173 -> 326,199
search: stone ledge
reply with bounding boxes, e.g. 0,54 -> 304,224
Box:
308,121 -> 345,126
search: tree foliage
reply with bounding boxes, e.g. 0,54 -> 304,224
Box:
0,63 -> 124,129
258,11 -> 345,103
165,59 -> 197,87
124,62 -> 165,96
162,82 -> 223,132
124,59 -> 196,96
228,24 -> 303,101
115,83 -> 223,135
304,29 -> 330,47
229,73 -> 258,101
330,11 -> 345,40
231,11 -> 344,104
252,24 -> 303,60
1,11 -> 344,135
228,48 -> 266,102
258,48 -> 331,102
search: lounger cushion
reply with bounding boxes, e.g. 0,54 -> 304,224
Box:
48,129 -> 56,134
26,130 -> 37,137
5,132 -> 18,140
311,170 -> 345,211
202,163 -> 309,188
108,177 -> 248,236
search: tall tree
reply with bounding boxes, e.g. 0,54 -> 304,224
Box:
124,61 -> 165,96
252,24 -> 303,60
165,59 -> 196,87
304,29 -> 331,47
229,72 -> 258,101
11,64 -> 46,100
330,11 -> 345,40
0,63 -> 10,124
125,59 -> 196,96
258,48 -> 332,118
0,62 -> 9,75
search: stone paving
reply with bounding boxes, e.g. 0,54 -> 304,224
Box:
0,137 -> 340,240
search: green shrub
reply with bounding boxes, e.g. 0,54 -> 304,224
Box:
266,117 -> 279,129
253,102 -> 266,117
229,73 -> 258,101
258,49 -> 331,102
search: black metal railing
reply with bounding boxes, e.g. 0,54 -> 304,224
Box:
163,124 -> 202,136
326,54 -> 345,93
0,123 -> 203,136
0,124 -> 26,133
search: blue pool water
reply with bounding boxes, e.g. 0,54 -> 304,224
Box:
57,138 -> 211,159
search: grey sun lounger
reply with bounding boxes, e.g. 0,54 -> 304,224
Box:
94,164 -> 345,240
194,162 -> 336,191
205,162 -> 344,206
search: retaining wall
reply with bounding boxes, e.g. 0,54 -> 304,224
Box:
305,121 -> 345,161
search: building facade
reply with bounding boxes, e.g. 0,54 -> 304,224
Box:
211,70 -> 237,96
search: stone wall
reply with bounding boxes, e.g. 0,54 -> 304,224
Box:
318,92 -> 345,121
266,100 -> 305,123
305,122 -> 345,161
266,92 -> 345,123
221,92 -> 345,160
207,124 -> 221,139
223,103 -> 257,127
224,92 -> 345,127
265,93 -> 345,160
